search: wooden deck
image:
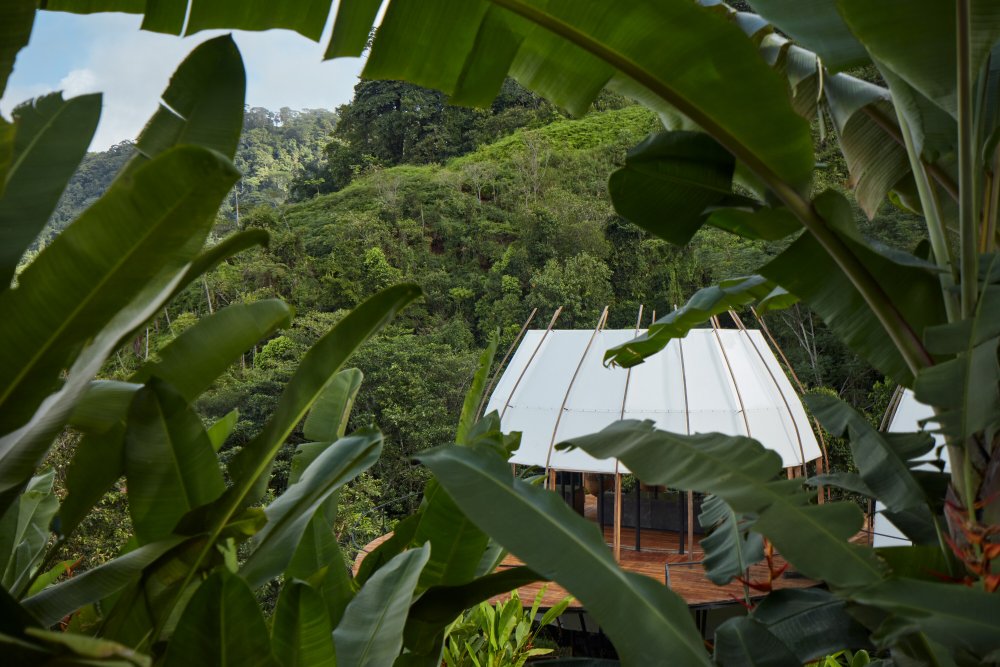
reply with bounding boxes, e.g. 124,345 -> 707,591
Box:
353,523 -> 818,611
495,524 -> 816,609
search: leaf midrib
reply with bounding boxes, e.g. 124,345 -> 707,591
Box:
437,451 -> 711,665
4,96 -> 84,191
0,168 -> 211,411
357,549 -> 424,666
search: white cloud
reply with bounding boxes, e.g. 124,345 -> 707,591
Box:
58,68 -> 100,97
1,12 -> 364,151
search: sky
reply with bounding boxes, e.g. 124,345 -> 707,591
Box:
0,10 -> 366,151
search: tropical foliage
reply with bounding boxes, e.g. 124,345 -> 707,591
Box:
4,0 -> 1000,665
441,587 -> 571,667
0,19 -> 539,666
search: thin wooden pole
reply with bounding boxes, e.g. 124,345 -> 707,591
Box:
545,307 -> 609,478
614,305 -> 644,560
880,384 -> 906,432
675,306 -> 694,559
710,316 -> 752,438
751,307 -> 832,498
614,472 -> 623,562
729,310 -> 809,475
477,308 -> 538,419
203,276 -> 214,315
499,307 -> 562,421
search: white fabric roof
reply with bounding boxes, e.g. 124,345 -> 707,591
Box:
484,328 -> 821,473
873,390 -> 947,547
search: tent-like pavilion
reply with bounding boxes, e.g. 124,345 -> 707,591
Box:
482,308 -> 824,561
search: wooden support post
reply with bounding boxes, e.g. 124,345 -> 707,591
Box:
634,481 -> 641,552
613,305 -> 644,560
597,474 -> 605,529
687,490 -> 695,561
614,473 -> 623,562
676,309 -> 694,557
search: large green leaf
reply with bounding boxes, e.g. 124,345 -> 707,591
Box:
560,421 -> 885,588
325,0 -> 384,58
332,543 -> 431,667
744,0 -> 868,71
124,380 -> 226,544
22,536 -> 187,626
354,512 -> 422,587
608,130 -> 736,246
0,93 -> 101,289
25,559 -> 74,597
122,35 -> 245,176
301,368 -> 363,444
162,568 -> 277,667
223,284 -> 419,507
850,579 -> 1000,657
823,74 -> 914,219
751,589 -> 873,663
0,120 -> 11,199
837,0 -> 1000,120
915,257 -> 1000,442
456,332 -> 498,446
353,0 -> 813,192
270,581 -> 335,667
760,190 -> 946,386
698,494 -> 764,586
207,409 -> 239,452
412,479 -> 490,590
42,0 -> 144,13
878,67 -> 959,166
604,275 -> 781,368
703,206 -> 802,242
61,299 -> 291,537
20,628 -> 151,667
0,0 -> 34,97
241,427 -> 382,588
134,299 -> 292,402
142,0 -> 333,40
418,445 -> 711,666
0,263 -> 191,513
70,298 -> 288,432
0,146 -> 238,436
284,510 -> 356,629
0,469 -> 58,597
840,0 -> 956,116
94,536 -> 218,651
806,394 -> 931,514
170,229 -> 270,304
758,35 -> 821,119
713,616 -> 799,666
67,381 -> 137,434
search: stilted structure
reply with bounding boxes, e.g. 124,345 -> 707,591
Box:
482,307 -> 824,562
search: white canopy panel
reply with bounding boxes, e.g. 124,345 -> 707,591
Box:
873,390 -> 948,547
484,328 -> 822,473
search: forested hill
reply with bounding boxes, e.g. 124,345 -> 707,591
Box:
52,79 -> 924,560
